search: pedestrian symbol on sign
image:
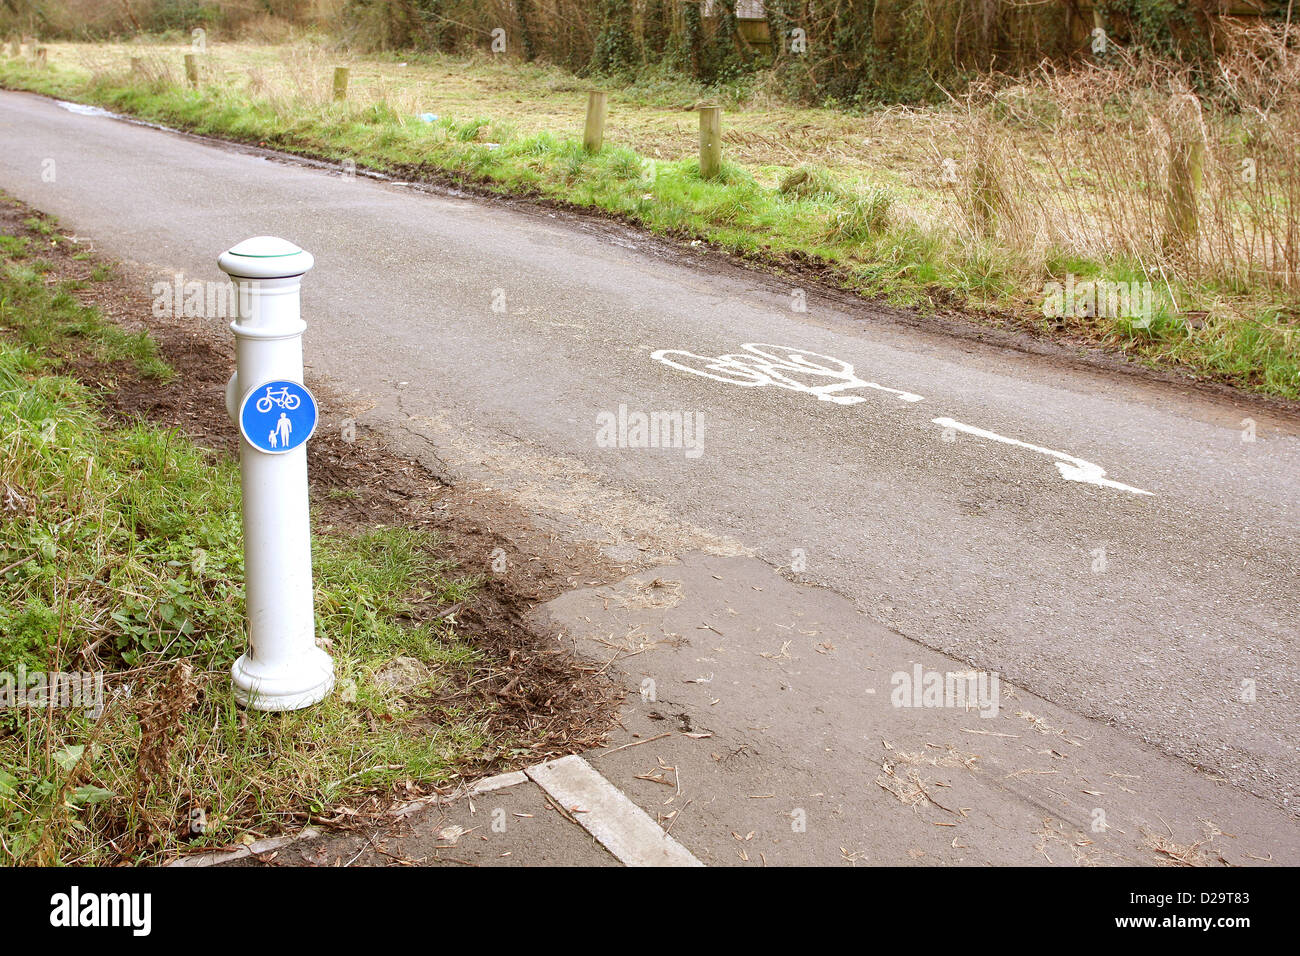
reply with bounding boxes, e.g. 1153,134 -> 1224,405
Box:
268,412 -> 292,449
239,380 -> 318,454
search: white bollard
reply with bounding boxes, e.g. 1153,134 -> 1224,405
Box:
219,236 -> 333,711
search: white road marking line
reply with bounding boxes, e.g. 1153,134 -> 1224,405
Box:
932,417 -> 1153,496
525,754 -> 704,867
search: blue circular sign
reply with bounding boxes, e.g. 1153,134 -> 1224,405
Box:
238,380 -> 318,454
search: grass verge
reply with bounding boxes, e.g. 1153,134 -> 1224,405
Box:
0,201 -> 582,865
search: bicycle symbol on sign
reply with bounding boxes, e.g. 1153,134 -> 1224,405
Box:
254,384 -> 302,413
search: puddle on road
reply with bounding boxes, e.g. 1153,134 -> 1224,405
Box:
56,100 -> 118,118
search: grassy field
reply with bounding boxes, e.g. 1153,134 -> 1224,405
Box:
0,205 -> 521,865
1,37 -> 1298,400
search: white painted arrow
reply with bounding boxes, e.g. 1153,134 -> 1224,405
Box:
932,417 -> 1153,496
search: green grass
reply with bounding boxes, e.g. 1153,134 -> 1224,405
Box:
0,235 -> 170,380
1,45 -> 1297,399
0,217 -> 503,865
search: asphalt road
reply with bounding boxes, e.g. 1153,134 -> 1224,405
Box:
2,89 -> 1296,815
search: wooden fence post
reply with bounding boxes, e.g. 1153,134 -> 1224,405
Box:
583,90 -> 607,153
184,53 -> 198,88
333,66 -> 349,101
699,105 -> 722,179
1164,136 -> 1204,254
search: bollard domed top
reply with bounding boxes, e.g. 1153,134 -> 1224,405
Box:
218,236 -> 314,280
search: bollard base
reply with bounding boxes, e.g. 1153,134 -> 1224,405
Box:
232,649 -> 334,712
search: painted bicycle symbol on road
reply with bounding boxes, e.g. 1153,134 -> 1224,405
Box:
651,343 -> 924,405
650,342 -> 1153,496
254,384 -> 302,413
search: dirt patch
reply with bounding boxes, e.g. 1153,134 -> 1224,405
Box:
610,576 -> 684,610
1,195 -> 623,792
